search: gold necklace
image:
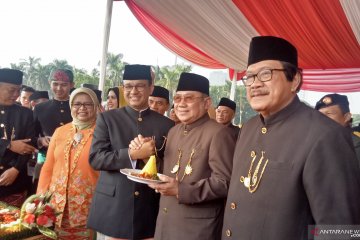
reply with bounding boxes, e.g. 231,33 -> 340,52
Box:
171,148 -> 195,182
151,136 -> 167,158
240,151 -> 268,193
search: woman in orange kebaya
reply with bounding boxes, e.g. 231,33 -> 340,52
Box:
37,87 -> 99,239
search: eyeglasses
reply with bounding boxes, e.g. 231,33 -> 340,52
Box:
72,102 -> 94,109
241,69 -> 285,87
173,95 -> 204,104
123,84 -> 147,92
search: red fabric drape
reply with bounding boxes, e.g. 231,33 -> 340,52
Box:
233,0 -> 360,69
125,0 -> 225,69
229,68 -> 245,81
124,0 -> 360,92
302,69 -> 360,92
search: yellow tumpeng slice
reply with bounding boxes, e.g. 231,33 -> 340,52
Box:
141,155 -> 157,176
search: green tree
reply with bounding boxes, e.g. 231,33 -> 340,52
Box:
20,56 -> 41,86
31,64 -> 52,90
105,53 -> 127,87
156,64 -> 192,102
73,68 -> 99,88
49,59 -> 73,71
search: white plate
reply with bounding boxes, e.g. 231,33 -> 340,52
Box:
120,168 -> 166,184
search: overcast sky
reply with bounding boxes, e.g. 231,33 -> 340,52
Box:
0,0 -> 359,113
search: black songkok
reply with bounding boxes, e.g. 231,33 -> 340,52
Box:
151,86 -> 169,102
123,64 -> 152,82
81,83 -> 98,90
0,68 -> 23,85
176,72 -> 209,96
218,97 -> 236,111
248,36 -> 298,67
29,91 -> 49,101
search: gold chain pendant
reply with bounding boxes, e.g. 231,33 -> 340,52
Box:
240,151 -> 269,193
171,149 -> 182,174
184,164 -> 193,175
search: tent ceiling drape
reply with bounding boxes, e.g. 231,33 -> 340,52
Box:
123,0 -> 360,92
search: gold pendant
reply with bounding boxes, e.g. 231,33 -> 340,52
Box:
244,177 -> 250,188
184,164 -> 192,175
171,164 -> 180,174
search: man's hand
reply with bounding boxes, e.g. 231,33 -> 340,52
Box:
0,167 -> 19,186
129,140 -> 155,160
148,175 -> 179,197
10,139 -> 38,155
38,136 -> 51,148
129,134 -> 153,150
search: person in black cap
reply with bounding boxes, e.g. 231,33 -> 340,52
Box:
215,97 -> 240,138
32,69 -> 74,192
0,69 -> 37,205
87,64 -> 174,239
149,85 -> 170,115
315,93 -> 360,165
29,90 -> 49,110
19,85 -> 35,109
137,72 -> 236,240
222,36 -> 360,240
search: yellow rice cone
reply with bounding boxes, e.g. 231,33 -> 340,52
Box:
141,155 -> 157,175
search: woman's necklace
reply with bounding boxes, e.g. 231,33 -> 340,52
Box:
73,128 -> 83,148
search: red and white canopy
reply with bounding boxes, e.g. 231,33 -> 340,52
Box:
123,0 -> 360,92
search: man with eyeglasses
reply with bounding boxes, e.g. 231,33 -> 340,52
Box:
222,36 -> 360,240
148,85 -> 170,116
143,72 -> 236,240
215,97 -> 240,139
87,64 -> 174,240
32,69 -> 74,192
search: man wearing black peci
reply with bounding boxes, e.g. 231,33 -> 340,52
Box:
87,64 -> 174,239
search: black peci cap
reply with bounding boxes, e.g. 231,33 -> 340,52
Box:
176,72 -> 209,95
217,97 -> 236,111
151,86 -> 169,102
248,36 -> 298,67
29,91 -> 49,101
0,68 -> 23,85
123,64 -> 152,82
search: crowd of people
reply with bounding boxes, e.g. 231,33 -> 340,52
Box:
0,36 -> 359,240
